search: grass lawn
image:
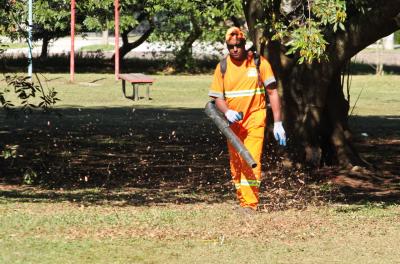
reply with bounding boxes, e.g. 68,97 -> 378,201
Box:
79,44 -> 115,52
0,74 -> 211,108
1,197 -> 399,264
0,73 -> 399,263
1,42 -> 29,49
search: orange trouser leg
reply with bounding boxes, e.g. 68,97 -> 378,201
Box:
228,124 -> 264,209
228,145 -> 244,205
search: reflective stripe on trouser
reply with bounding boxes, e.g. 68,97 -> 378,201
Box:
228,112 -> 265,209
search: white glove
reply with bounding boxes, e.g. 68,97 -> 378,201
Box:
273,121 -> 286,146
225,109 -> 242,123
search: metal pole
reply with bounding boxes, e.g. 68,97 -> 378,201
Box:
28,0 -> 33,78
70,0 -> 75,82
114,0 -> 120,80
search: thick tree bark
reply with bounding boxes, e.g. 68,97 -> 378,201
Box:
279,62 -> 330,166
271,53 -> 371,167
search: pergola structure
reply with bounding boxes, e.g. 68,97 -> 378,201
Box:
70,0 -> 120,82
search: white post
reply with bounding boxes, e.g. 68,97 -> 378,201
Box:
70,0 -> 75,82
383,33 -> 394,50
376,39 -> 383,75
28,0 -> 33,78
102,30 -> 109,45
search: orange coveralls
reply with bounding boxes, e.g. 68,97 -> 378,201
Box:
209,54 -> 276,209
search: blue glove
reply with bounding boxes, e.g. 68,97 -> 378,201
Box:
273,121 -> 286,146
225,109 -> 242,123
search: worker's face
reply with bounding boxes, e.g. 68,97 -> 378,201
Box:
227,39 -> 246,61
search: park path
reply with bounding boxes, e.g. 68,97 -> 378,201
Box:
352,48 -> 400,66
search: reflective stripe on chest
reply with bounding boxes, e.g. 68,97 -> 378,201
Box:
224,88 -> 265,98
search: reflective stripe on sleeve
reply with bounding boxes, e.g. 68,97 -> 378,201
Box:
224,88 -> 265,98
264,77 -> 276,88
208,91 -> 224,98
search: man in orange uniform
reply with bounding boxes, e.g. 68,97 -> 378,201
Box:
209,27 -> 286,214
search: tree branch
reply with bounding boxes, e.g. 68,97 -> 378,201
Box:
122,25 -> 154,52
242,0 -> 265,52
334,2 -> 400,63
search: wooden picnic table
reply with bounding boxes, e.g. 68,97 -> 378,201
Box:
119,73 -> 155,101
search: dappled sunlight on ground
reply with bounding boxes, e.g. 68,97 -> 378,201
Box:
0,108 -> 398,209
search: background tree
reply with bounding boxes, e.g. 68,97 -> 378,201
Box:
4,0 -> 72,58
0,1 -> 18,40
242,0 -> 400,168
148,0 -> 243,71
32,0 -> 71,58
0,0 -> 59,115
395,30 -> 400,44
81,0 -> 155,62
81,0 -> 244,70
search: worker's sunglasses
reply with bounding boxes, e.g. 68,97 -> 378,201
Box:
227,43 -> 245,49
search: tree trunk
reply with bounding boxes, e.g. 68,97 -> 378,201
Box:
120,26 -> 154,59
242,0 -> 265,53
175,16 -> 202,70
278,59 -> 329,166
324,66 -> 372,167
111,25 -> 154,68
111,11 -> 154,65
268,43 -> 371,168
40,36 -> 50,58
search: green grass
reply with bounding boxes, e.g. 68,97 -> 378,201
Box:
79,44 -> 115,52
1,42 -> 29,49
0,193 -> 399,263
347,75 -> 400,116
0,74 -> 399,263
1,74 -> 399,112
0,73 -> 212,108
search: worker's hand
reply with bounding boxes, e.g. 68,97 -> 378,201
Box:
225,109 -> 242,123
273,121 -> 286,146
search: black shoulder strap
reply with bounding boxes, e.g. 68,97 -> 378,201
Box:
253,52 -> 260,71
219,56 -> 228,96
253,52 -> 264,88
220,56 -> 228,77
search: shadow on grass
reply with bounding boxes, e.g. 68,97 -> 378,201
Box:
0,107 -> 399,207
0,186 -> 231,206
318,115 -> 400,204
0,54 -> 218,74
2,54 -> 400,75
350,62 -> 400,75
0,107 -> 233,206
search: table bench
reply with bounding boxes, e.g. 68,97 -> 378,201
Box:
119,73 -> 155,101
